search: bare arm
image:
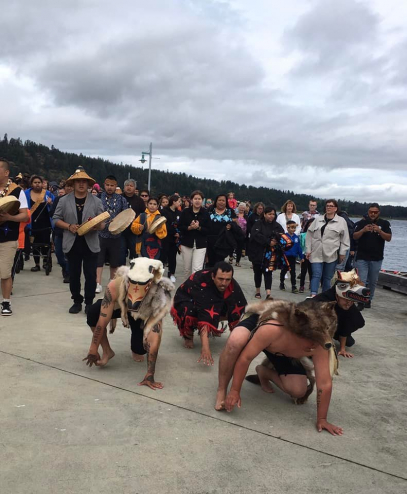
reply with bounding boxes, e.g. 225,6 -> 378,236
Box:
313,348 -> 343,435
83,283 -> 116,365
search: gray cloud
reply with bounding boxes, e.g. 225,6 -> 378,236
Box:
0,0 -> 406,204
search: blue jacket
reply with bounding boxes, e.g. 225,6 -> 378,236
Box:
284,233 -> 304,259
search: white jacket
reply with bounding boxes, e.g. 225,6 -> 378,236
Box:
305,214 -> 350,263
276,213 -> 301,235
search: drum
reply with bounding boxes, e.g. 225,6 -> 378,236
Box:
0,196 -> 20,225
77,211 -> 110,236
108,209 -> 136,235
147,215 -> 166,234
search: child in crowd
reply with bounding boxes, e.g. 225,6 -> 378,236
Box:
131,197 -> 167,259
279,220 -> 304,293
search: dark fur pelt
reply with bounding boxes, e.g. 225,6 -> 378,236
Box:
245,299 -> 339,404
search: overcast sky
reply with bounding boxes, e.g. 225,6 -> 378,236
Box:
1,0 -> 407,205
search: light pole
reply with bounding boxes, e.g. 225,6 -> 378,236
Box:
139,142 -> 153,192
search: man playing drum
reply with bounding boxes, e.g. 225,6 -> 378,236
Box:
53,167 -> 105,314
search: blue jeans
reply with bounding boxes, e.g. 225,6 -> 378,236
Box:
355,259 -> 383,301
54,235 -> 69,273
310,260 -> 337,295
335,250 -> 349,272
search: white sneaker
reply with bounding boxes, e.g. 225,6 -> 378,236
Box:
170,275 -> 176,283
95,283 -> 102,293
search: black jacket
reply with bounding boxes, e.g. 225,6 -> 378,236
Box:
161,207 -> 181,243
314,287 -> 365,338
246,212 -> 261,238
249,219 -> 284,264
214,222 -> 246,258
178,207 -> 211,249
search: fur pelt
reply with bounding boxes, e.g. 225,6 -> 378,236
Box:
113,265 -> 174,344
245,298 -> 339,404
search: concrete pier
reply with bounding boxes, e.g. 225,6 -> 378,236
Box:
1,257 -> 406,493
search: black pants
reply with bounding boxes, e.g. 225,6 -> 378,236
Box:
66,237 -> 98,305
280,256 -> 297,288
300,258 -> 312,287
87,299 -> 146,355
253,263 -> 272,290
206,235 -> 226,267
31,229 -> 51,266
167,241 -> 178,276
235,236 -> 245,263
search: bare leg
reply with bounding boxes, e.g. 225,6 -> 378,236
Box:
255,364 -> 308,398
197,328 -> 213,366
89,326 -> 115,366
132,352 -> 145,362
109,267 -> 117,281
1,277 -> 12,299
255,364 -> 275,393
138,323 -> 163,389
215,326 -> 251,410
96,266 -> 103,285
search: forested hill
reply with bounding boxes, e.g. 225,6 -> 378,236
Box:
1,135 -> 406,218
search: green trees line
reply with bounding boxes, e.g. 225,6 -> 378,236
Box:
1,134 -> 405,218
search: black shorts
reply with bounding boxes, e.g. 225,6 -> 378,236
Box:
97,236 -> 122,268
238,313 -> 306,376
86,299 -> 146,355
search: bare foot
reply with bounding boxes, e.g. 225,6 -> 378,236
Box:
132,352 -> 145,362
183,338 -> 194,349
256,365 -> 274,393
215,389 -> 226,411
96,349 -> 115,367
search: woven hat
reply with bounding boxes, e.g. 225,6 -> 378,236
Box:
65,166 -> 96,186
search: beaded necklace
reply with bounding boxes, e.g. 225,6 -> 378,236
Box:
0,179 -> 13,198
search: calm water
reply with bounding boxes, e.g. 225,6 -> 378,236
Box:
351,218 -> 406,272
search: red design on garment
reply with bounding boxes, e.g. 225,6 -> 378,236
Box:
231,304 -> 245,316
201,282 -> 207,287
205,305 -> 219,319
223,280 -> 234,299
197,321 -> 225,337
146,246 -> 159,258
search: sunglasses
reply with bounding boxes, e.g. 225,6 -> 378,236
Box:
140,194 -> 149,197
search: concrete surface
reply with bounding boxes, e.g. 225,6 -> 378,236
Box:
1,255 -> 406,494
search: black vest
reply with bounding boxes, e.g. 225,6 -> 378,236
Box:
0,186 -> 23,243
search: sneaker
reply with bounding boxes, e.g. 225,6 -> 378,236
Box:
292,287 -> 299,294
69,303 -> 82,314
95,283 -> 102,293
31,265 -> 41,272
170,275 -> 176,283
1,301 -> 12,316
299,286 -> 305,293
279,283 -> 285,291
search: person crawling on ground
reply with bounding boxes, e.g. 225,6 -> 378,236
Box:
83,257 -> 174,389
222,299 -> 344,436
171,261 -> 247,366
313,269 -> 369,358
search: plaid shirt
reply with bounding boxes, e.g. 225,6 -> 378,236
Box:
99,192 -> 129,238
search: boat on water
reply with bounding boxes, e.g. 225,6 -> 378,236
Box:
377,270 -> 407,295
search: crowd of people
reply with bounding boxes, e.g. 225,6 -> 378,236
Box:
0,158 -> 393,435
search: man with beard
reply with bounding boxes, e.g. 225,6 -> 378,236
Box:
171,261 -> 247,366
0,158 -> 29,315
95,175 -> 129,293
53,168 -> 105,314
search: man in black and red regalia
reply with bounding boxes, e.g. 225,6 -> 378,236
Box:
171,261 -> 247,366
